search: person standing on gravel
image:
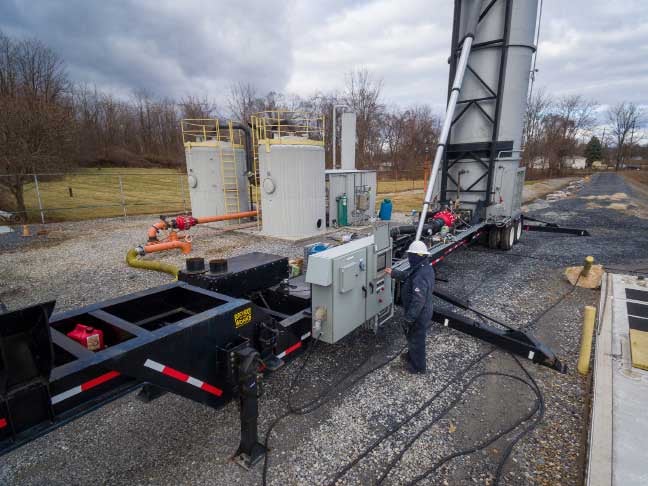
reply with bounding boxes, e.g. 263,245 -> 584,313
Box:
385,240 -> 435,374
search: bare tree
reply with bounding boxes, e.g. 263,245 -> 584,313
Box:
522,93 -> 597,174
607,101 -> 644,170
0,31 -> 77,218
227,81 -> 258,123
179,95 -> 218,120
344,69 -> 384,169
522,88 -> 552,168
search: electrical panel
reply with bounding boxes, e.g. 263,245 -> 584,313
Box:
305,225 -> 392,344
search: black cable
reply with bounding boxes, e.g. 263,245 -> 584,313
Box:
376,370 -> 540,485
403,372 -> 542,486
262,334 -> 407,486
493,355 -> 545,484
324,350 -> 489,486
326,272 -> 581,486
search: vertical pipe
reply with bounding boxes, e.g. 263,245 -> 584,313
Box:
415,35 -> 474,241
180,173 -> 188,214
33,174 -> 45,224
332,105 -> 337,169
118,175 -> 127,220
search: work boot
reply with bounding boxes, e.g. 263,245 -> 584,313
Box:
400,353 -> 426,374
403,359 -> 426,375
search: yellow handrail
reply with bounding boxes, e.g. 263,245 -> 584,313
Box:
250,110 -> 325,150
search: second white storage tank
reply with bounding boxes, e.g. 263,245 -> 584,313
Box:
259,141 -> 326,239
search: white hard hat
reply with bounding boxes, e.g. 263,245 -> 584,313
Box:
407,240 -> 430,255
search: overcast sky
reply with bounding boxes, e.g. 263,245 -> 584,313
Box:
1,0 -> 647,113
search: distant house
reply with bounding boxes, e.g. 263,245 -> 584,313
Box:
626,158 -> 648,170
530,156 -> 547,169
591,160 -> 608,170
377,161 -> 394,172
561,156 -> 587,169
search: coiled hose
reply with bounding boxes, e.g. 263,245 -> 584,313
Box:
126,248 -> 179,279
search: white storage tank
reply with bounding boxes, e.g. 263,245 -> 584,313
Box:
182,120 -> 249,221
253,111 -> 326,239
259,141 -> 326,239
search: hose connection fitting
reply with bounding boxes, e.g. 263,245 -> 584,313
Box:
173,215 -> 198,231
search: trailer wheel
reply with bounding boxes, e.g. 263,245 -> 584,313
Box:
500,225 -> 515,250
514,218 -> 523,243
488,226 -> 500,249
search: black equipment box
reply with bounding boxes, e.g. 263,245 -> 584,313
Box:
178,252 -> 289,298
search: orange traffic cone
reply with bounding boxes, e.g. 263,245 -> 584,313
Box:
21,224 -> 31,237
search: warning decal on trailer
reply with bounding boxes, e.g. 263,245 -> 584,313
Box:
144,359 -> 223,397
234,307 -> 253,328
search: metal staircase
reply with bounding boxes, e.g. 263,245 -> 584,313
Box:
220,122 -> 241,223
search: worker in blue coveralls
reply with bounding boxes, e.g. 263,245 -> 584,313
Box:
385,240 -> 434,374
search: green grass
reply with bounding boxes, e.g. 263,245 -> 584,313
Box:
6,171 -> 456,222
15,168 -> 189,222
376,179 -> 425,193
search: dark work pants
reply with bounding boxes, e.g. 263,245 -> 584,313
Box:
406,317 -> 427,371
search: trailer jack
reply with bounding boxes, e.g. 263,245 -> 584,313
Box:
522,215 -> 590,237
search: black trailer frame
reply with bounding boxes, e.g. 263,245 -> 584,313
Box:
0,282 -> 311,467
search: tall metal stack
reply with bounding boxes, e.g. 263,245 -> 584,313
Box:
428,0 -> 538,222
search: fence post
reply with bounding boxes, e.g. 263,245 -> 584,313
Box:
33,174 -> 45,224
118,175 -> 127,220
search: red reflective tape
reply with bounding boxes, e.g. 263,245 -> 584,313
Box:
80,371 -> 121,391
283,341 -> 302,356
200,382 -> 223,397
162,366 -> 189,382
0,418 -> 7,429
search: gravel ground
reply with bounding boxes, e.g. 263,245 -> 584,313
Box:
1,172 -> 648,485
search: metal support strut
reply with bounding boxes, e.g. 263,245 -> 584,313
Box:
415,0 -> 484,241
232,346 -> 266,469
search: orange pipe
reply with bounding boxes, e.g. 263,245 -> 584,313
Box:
196,210 -> 258,224
144,239 -> 191,255
147,220 -> 168,241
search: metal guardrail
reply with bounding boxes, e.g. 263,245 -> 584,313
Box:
0,172 -> 189,224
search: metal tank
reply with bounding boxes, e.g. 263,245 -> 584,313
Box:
435,0 -> 538,219
253,111 -> 326,239
259,142 -> 326,239
182,120 -> 250,221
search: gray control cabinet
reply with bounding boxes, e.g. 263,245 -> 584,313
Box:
305,226 -> 392,344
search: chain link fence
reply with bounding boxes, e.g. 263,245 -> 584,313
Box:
0,168 -> 431,225
0,170 -> 189,224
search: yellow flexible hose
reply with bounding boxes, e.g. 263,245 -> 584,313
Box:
126,248 -> 179,279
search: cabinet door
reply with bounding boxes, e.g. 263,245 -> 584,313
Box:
332,248 -> 367,341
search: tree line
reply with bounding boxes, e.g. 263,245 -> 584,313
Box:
1,30 -> 646,216
0,31 -> 440,215
523,89 -> 645,174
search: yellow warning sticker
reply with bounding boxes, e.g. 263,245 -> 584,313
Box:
234,307 -> 252,328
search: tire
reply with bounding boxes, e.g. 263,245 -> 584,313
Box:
488,226 -> 500,249
514,218 -> 523,243
500,225 -> 515,250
